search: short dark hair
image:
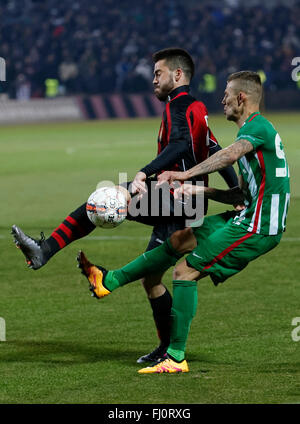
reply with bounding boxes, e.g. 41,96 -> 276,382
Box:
227,71 -> 262,103
152,47 -> 195,81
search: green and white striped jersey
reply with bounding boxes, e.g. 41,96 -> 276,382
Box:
233,112 -> 290,235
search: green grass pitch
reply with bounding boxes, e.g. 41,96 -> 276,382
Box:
0,113 -> 299,404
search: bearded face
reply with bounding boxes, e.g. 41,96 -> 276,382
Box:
153,60 -> 175,101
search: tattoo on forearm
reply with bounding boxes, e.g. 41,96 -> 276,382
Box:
232,139 -> 253,157
188,138 -> 253,178
189,149 -> 233,177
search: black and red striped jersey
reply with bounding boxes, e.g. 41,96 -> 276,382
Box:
140,85 -> 237,189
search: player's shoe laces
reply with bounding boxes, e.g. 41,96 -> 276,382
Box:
11,225 -> 49,270
138,356 -> 189,374
136,345 -> 168,364
77,250 -> 110,299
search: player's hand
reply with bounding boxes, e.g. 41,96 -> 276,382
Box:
156,170 -> 189,187
116,185 -> 132,207
131,171 -> 147,196
233,204 -> 246,211
174,184 -> 205,199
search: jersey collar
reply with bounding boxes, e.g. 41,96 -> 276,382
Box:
244,111 -> 261,125
167,85 -> 190,103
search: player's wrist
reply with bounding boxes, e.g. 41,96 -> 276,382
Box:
182,170 -> 191,181
203,187 -> 214,199
136,171 -> 147,180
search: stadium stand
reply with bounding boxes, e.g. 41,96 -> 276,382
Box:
0,0 -> 299,117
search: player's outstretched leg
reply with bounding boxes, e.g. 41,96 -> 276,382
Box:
77,237 -> 184,304
77,251 -> 110,299
12,203 -> 96,270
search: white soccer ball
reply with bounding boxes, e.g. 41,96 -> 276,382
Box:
86,187 -> 127,228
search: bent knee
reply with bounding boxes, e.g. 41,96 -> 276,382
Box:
141,274 -> 162,288
173,261 -> 201,281
172,263 -> 188,281
141,275 -> 165,298
172,267 -> 182,281
170,227 -> 196,254
173,227 -> 193,241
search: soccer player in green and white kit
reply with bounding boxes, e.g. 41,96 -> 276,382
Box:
77,71 -> 290,374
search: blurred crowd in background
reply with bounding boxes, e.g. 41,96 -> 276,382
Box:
0,0 -> 299,100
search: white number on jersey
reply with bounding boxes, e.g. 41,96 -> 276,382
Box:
275,133 -> 289,177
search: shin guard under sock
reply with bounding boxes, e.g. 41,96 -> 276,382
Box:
104,239 -> 183,291
149,288 -> 172,348
167,280 -> 198,362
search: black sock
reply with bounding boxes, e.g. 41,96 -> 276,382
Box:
166,353 -> 182,363
149,288 -> 173,349
44,203 -> 95,259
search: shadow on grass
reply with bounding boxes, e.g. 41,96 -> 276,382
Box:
0,340 -> 214,374
0,339 -> 145,367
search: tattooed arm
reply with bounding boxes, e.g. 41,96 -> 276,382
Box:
157,139 -> 254,185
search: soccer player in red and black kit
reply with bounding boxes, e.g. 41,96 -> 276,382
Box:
12,48 -> 238,363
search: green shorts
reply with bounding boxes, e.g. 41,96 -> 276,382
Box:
186,210 -> 282,286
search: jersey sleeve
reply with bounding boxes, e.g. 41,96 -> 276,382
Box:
167,101 -> 193,143
140,141 -> 188,176
140,101 -> 191,176
235,121 -> 265,150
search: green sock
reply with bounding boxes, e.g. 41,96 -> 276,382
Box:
167,280 -> 198,362
103,239 -> 183,292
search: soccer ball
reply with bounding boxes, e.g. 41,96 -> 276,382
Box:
86,187 -> 127,228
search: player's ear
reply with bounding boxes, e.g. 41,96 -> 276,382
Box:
174,68 -> 182,82
237,91 -> 246,106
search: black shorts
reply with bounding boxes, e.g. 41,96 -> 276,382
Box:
145,219 -> 186,251
121,178 -> 187,251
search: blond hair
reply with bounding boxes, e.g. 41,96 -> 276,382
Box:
228,71 -> 262,104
